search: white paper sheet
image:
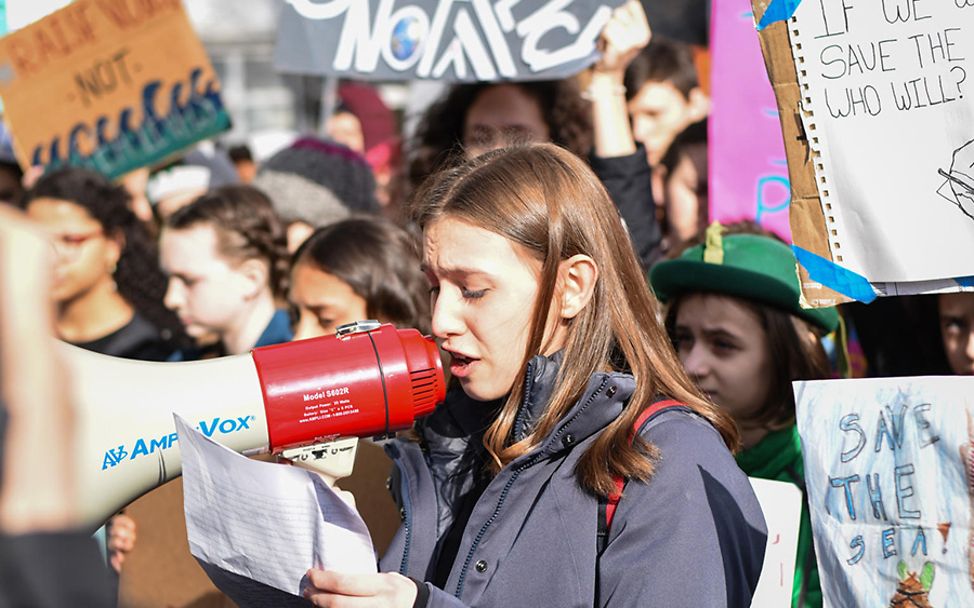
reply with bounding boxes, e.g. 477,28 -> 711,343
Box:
791,0 -> 974,283
174,414 -> 376,604
749,478 -> 802,608
874,278 -> 974,297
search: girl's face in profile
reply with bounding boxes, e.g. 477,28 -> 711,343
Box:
159,223 -> 255,340
938,292 -> 974,375
672,293 -> 772,423
289,261 -> 369,340
423,217 -> 561,402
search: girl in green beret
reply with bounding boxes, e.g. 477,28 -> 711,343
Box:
650,221 -> 838,608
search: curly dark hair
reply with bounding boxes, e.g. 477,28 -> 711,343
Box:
166,185 -> 290,300
407,80 -> 593,192
22,167 -> 185,344
292,217 -> 430,334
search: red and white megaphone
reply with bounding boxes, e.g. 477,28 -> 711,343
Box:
64,321 -> 445,529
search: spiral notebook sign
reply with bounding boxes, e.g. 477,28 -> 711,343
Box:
785,0 -> 974,285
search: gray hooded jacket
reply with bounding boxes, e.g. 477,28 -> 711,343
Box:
379,355 -> 767,607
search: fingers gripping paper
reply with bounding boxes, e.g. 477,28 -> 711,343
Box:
174,415 -> 376,605
787,0 -> 974,284
794,376 -> 974,605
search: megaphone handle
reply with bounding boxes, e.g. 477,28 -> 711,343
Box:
277,436 -> 360,487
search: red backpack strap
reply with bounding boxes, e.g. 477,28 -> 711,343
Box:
602,399 -> 686,537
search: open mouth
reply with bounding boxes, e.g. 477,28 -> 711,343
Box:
447,351 -> 478,377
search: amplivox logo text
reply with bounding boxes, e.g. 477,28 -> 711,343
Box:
101,415 -> 255,471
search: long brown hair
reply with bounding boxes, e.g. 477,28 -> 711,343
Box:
411,144 -> 738,497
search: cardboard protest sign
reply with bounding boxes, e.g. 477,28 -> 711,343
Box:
749,0 -> 851,308
710,0 -> 792,242
795,375 -> 974,605
751,0 -> 974,302
0,0 -> 231,180
275,0 -> 624,82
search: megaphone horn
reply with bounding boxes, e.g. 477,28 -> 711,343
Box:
65,322 -> 445,529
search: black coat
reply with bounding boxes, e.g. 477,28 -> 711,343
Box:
591,146 -> 663,271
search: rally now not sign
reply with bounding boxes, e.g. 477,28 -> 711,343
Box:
0,0 -> 231,179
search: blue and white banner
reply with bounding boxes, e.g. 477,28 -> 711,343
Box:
274,0 -> 623,82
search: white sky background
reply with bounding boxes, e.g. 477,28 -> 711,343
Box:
5,0 -> 72,31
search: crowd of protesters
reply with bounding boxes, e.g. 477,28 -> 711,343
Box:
0,1 -> 972,607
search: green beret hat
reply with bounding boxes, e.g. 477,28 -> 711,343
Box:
650,225 -> 839,332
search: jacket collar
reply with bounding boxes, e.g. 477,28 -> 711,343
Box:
502,352 -> 636,458
512,351 -> 563,442
521,364 -> 634,460
417,353 -> 635,462
255,309 -> 294,348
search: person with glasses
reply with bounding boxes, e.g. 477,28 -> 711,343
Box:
21,167 -> 184,577
22,168 -> 181,363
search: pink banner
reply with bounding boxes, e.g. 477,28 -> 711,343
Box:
709,0 -> 792,241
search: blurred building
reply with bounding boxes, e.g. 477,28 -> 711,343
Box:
185,0 -> 307,145
187,0 -> 414,150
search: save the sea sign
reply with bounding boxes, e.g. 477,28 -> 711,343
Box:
0,0 -> 231,179
275,0 -> 624,82
795,376 -> 974,605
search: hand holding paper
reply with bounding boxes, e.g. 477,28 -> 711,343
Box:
303,568 -> 418,608
174,414 -> 376,606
